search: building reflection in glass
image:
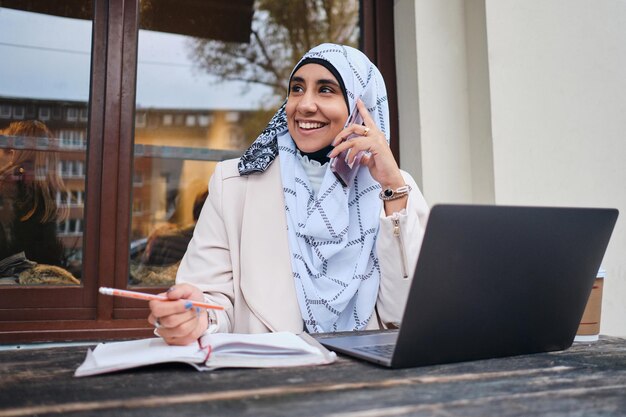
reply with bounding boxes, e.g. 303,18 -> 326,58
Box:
0,2 -> 93,285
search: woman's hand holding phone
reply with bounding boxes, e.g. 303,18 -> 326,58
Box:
329,101 -> 365,186
330,100 -> 405,192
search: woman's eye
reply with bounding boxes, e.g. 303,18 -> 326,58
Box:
320,86 -> 334,94
290,85 -> 304,93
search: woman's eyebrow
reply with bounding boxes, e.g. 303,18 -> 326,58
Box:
289,77 -> 340,88
317,79 -> 340,87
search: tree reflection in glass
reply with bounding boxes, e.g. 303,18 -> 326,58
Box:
129,0 -> 360,286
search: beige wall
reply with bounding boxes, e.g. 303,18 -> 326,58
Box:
395,0 -> 626,337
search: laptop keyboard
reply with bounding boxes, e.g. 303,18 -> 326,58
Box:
354,343 -> 395,358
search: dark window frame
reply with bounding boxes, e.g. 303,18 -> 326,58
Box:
0,0 -> 398,343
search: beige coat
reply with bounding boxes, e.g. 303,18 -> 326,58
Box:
176,157 -> 429,333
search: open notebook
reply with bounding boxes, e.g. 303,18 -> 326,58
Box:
75,332 -> 335,377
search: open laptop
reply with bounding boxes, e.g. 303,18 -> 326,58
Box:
319,204 -> 618,368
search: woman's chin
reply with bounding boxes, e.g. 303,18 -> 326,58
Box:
292,137 -> 334,154
300,145 -> 326,153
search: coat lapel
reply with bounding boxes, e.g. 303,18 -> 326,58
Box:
239,157 -> 303,332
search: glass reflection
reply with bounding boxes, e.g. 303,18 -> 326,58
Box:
0,4 -> 92,285
0,119 -> 85,285
130,0 -> 359,286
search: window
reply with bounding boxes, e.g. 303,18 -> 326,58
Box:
133,171 -> 143,185
198,115 -> 211,127
225,112 -> 239,123
35,163 -> 47,180
69,218 -> 78,233
130,0 -> 362,287
0,105 -> 10,118
0,0 -> 396,343
38,107 -> 51,121
60,131 -> 72,147
57,220 -> 68,235
25,105 -> 36,119
135,112 -> 147,127
66,108 -> 79,122
52,107 -> 62,120
57,218 -> 83,235
59,160 -> 85,178
60,160 -> 71,177
59,130 -> 85,148
13,106 -> 25,119
132,199 -> 144,215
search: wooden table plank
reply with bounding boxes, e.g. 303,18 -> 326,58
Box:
0,337 -> 625,417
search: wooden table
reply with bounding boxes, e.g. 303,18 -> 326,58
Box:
1,336 -> 625,417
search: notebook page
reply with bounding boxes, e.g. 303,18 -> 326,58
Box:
91,337 -> 205,368
202,332 -> 320,356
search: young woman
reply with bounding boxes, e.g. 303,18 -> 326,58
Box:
0,121 -> 68,269
149,44 -> 429,345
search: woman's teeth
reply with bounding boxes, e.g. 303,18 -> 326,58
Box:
299,121 -> 325,130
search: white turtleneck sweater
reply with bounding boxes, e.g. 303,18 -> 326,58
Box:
297,153 -> 328,196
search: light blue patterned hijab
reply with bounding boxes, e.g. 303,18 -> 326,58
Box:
238,43 -> 390,174
239,44 -> 390,332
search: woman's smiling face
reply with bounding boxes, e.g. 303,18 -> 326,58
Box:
286,63 -> 349,153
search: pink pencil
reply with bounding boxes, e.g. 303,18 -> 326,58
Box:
99,287 -> 224,310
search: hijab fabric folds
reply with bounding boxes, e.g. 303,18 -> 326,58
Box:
238,44 -> 390,332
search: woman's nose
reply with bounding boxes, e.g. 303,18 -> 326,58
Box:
296,91 -> 317,114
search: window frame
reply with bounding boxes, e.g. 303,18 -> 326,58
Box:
0,0 -> 399,343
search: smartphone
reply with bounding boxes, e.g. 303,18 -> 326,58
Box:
330,103 -> 365,187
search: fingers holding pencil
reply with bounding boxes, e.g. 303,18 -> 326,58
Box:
98,284 -> 219,345
149,305 -> 205,337
98,284 -> 218,345
148,283 -> 210,345
148,283 -> 206,316
148,298 -> 195,328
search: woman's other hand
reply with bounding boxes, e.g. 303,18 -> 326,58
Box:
329,99 -> 405,190
148,283 -> 209,346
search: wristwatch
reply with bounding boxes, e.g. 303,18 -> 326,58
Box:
379,185 -> 412,201
207,309 -> 218,332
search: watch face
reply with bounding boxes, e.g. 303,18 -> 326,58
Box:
383,189 -> 394,198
